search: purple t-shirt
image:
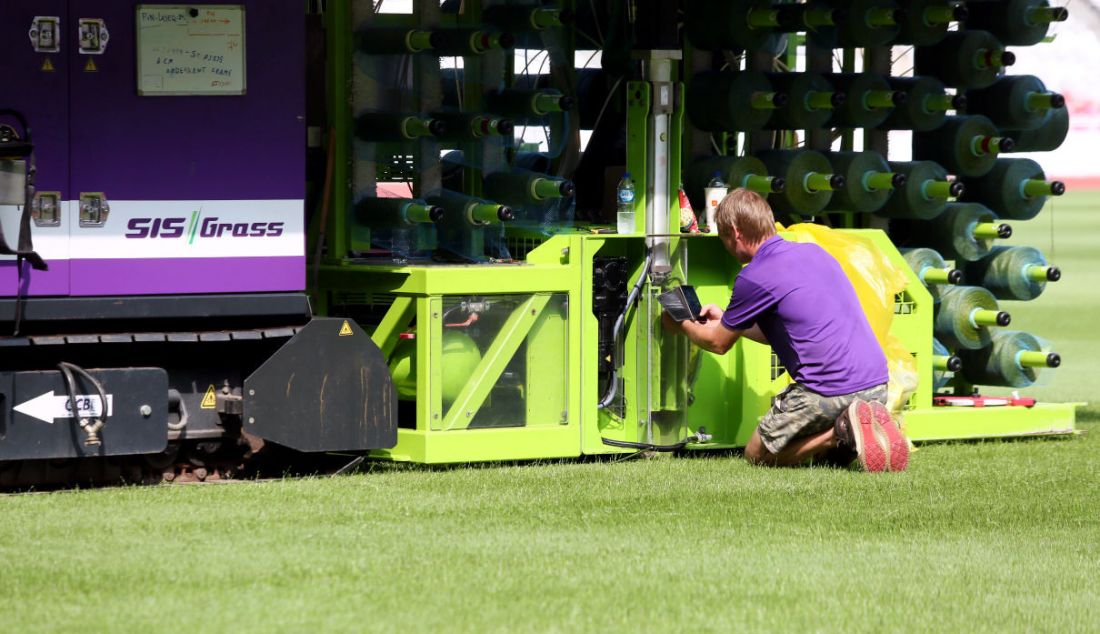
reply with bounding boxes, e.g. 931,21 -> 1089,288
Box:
722,236 -> 888,396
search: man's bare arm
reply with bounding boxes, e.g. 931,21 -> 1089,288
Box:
662,304 -> 741,355
741,324 -> 768,345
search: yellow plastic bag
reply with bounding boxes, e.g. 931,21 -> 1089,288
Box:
779,223 -> 920,423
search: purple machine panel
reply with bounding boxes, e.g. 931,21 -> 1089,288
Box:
2,0 -> 306,298
0,1 -> 71,296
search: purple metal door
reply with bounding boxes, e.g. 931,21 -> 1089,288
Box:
0,1 -> 71,297
66,1 -> 306,296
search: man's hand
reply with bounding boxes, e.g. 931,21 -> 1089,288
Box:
698,303 -> 724,323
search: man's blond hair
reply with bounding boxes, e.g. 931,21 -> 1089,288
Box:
715,188 -> 777,244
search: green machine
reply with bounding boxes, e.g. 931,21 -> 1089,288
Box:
311,0 -> 1076,464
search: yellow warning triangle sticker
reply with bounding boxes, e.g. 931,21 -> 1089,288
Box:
83,57 -> 97,73
41,57 -> 55,72
338,320 -> 354,336
200,385 -> 217,409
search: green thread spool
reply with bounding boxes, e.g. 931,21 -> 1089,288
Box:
432,28 -> 515,55
826,73 -> 905,129
354,112 -> 446,142
958,331 -> 1059,387
354,27 -> 441,54
429,190 -> 515,227
876,161 -> 961,220
688,71 -> 784,132
482,5 -> 567,31
484,169 -> 574,210
808,0 -> 903,48
932,338 -> 963,389
902,248 -> 963,304
773,4 -> 844,29
432,112 -> 514,140
1003,106 -> 1070,153
966,0 -> 1068,46
960,158 -> 1064,221
757,150 -> 843,215
880,76 -> 964,132
912,202 -> 1007,262
915,30 -> 1014,90
892,0 -> 966,45
966,76 -> 1065,132
487,89 -> 572,121
823,151 -> 903,213
467,202 -> 513,225
935,285 -> 1010,350
683,156 -> 785,213
765,72 -> 843,130
684,0 -> 785,51
913,115 -> 1012,178
962,245 -> 1059,301
354,197 -> 444,226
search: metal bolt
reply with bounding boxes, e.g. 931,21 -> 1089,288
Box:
531,309 -> 536,315
248,389 -> 255,396
433,312 -> 439,318
248,417 -> 255,424
466,411 -> 472,418
140,404 -> 152,417
433,413 -> 440,419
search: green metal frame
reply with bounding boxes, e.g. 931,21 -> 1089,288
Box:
309,1 -> 1076,465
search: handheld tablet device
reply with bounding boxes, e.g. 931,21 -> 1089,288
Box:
658,285 -> 705,322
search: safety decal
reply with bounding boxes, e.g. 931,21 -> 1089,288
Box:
41,58 -> 56,73
338,320 -> 354,337
200,384 -> 217,409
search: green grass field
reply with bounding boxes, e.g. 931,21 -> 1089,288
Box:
1,194 -> 1097,632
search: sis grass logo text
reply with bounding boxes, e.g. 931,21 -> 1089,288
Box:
125,210 -> 284,242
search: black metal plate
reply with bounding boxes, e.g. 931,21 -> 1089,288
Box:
0,368 -> 168,461
244,318 -> 396,453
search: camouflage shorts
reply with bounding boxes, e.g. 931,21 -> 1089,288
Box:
757,382 -> 888,455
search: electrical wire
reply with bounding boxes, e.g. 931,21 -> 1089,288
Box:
589,77 -> 624,142
601,429 -> 711,452
597,254 -> 652,410
589,0 -> 605,46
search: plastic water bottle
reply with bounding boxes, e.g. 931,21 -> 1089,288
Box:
616,172 -> 635,234
704,171 -> 728,234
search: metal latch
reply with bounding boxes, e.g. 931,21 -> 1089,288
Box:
78,192 -> 109,227
28,16 -> 61,53
77,18 -> 109,55
32,191 -> 61,226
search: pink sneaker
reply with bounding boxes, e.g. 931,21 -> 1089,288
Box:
869,400 -> 910,472
841,400 -> 888,473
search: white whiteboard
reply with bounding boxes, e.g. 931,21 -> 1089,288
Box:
136,5 -> 246,96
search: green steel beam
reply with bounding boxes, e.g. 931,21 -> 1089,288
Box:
420,296 -> 444,431
372,296 -> 417,358
442,293 -> 552,430
325,0 -> 352,264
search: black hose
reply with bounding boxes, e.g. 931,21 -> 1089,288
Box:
56,363 -> 81,426
58,362 -> 109,427
601,430 -> 710,452
597,254 -> 652,410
